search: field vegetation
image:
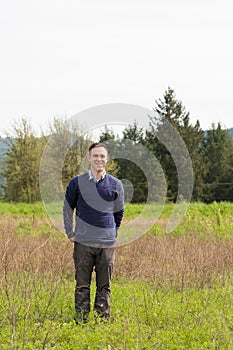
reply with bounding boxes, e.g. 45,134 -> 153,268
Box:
0,202 -> 233,349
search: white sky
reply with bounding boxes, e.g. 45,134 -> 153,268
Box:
0,0 -> 233,136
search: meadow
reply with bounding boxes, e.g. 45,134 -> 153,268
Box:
0,202 -> 232,349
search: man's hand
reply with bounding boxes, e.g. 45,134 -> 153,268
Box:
69,237 -> 75,243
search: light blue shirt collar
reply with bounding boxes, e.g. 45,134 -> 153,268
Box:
88,170 -> 106,183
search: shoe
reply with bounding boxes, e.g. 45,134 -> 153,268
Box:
73,312 -> 88,325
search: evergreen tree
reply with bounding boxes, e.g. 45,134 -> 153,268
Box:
180,119 -> 206,201
204,123 -> 233,202
99,125 -> 115,143
120,122 -> 147,202
98,125 -> 119,178
147,87 -> 204,202
122,121 -> 144,143
116,122 -> 165,203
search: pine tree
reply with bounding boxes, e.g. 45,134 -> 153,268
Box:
204,123 -> 233,202
98,125 -> 119,178
147,87 -> 205,202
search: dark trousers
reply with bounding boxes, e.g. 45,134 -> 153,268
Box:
73,242 -> 115,320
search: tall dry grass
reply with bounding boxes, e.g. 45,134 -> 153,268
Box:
0,215 -> 73,278
0,214 -> 232,290
115,233 -> 233,289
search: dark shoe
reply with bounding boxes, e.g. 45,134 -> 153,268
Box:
73,312 -> 88,325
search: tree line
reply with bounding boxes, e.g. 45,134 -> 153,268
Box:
1,87 -> 233,203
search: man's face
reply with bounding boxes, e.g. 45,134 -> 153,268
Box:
88,146 -> 108,173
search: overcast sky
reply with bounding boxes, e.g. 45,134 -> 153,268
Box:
0,0 -> 233,136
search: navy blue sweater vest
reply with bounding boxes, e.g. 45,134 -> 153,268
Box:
63,173 -> 124,245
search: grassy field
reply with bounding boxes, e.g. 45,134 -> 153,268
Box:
0,202 -> 233,349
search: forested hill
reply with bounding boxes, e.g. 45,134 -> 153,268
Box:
228,127 -> 233,139
0,137 -> 10,196
0,137 -> 11,155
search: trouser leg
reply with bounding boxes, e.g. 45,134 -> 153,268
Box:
73,243 -> 94,320
94,247 -> 115,320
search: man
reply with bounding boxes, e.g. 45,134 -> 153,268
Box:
63,142 -> 124,324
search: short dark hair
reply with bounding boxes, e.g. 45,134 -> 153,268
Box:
88,143 -> 108,154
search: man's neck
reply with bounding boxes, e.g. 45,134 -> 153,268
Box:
90,169 -> 106,180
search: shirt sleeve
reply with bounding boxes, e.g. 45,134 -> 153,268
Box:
63,177 -> 79,238
114,179 -> 124,229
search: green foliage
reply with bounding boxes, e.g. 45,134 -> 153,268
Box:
15,220 -> 33,237
0,117 -> 93,204
40,117 -> 92,203
2,119 -> 45,203
120,123 -> 149,203
203,123 -> 233,202
1,275 -> 232,349
99,125 -> 116,142
148,201 -> 233,239
146,87 -> 206,202
0,202 -> 47,217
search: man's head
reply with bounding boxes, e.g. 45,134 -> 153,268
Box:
88,143 -> 108,174
88,143 -> 108,155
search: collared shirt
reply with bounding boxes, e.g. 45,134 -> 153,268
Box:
88,170 -> 106,183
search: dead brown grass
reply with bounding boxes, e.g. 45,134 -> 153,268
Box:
115,233 -> 233,289
0,215 -> 233,289
0,215 -> 74,279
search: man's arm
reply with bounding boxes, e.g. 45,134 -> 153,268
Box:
63,177 -> 78,241
114,180 -> 124,230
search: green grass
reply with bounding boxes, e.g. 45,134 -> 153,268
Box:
0,275 -> 232,349
2,201 -> 232,242
0,200 -> 232,220
0,202 -> 47,217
